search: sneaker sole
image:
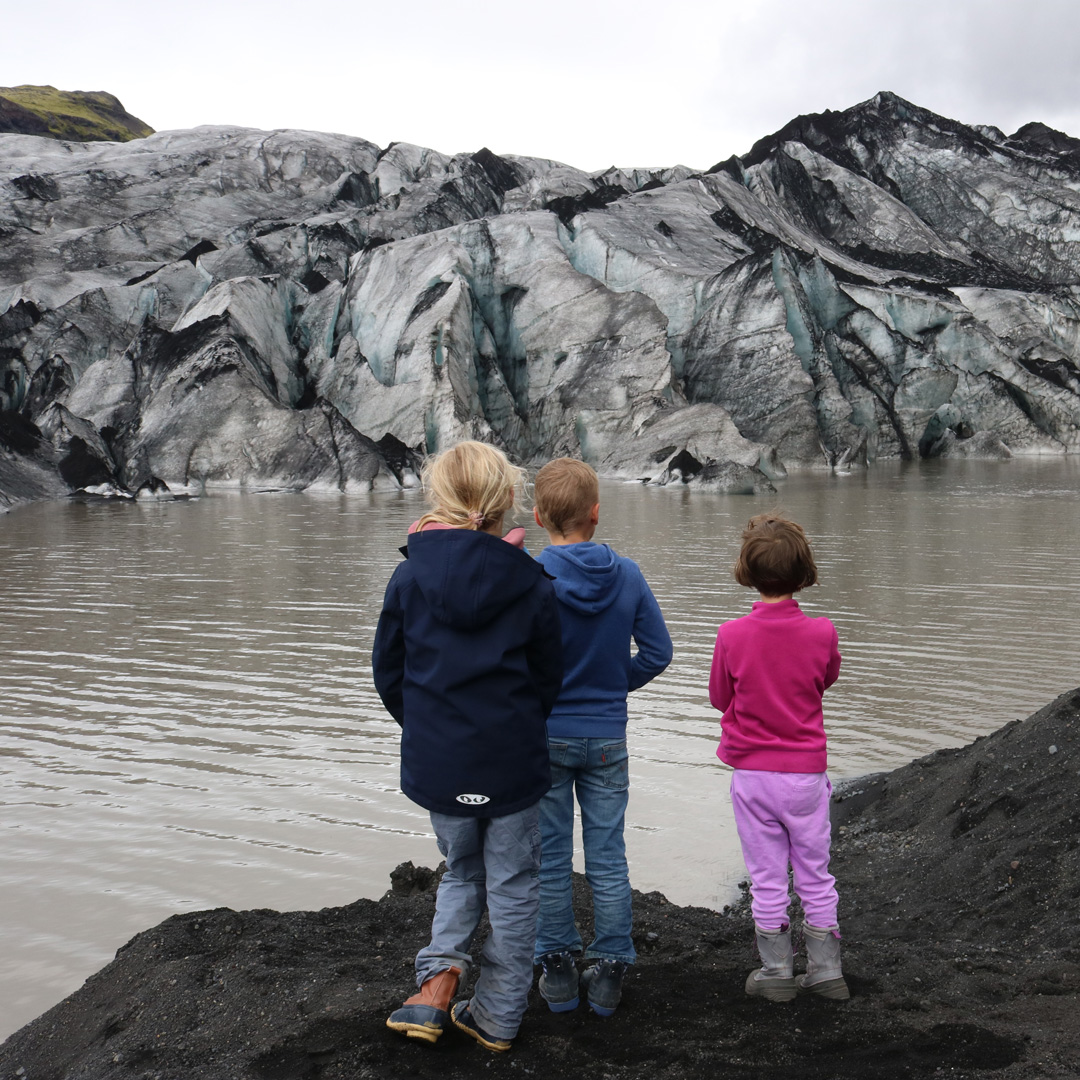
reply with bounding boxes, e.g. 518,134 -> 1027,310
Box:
587,1000 -> 618,1017
451,1003 -> 512,1052
744,972 -> 797,1002
797,976 -> 850,1000
544,995 -> 579,1013
385,1018 -> 442,1042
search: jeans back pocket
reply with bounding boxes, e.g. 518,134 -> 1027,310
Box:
597,740 -> 629,790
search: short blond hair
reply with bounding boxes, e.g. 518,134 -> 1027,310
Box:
534,458 -> 599,536
415,441 -> 525,532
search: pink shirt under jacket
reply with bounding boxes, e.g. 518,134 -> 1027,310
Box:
709,598 -> 841,773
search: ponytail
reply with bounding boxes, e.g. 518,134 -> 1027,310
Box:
415,441 -> 525,532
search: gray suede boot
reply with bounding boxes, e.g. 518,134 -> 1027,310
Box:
745,923 -> 797,1001
796,923 -> 850,1000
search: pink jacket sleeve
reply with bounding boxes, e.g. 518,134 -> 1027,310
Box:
708,631 -> 733,713
824,624 -> 841,690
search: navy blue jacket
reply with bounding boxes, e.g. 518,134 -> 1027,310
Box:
536,542 -> 672,739
372,528 -> 563,817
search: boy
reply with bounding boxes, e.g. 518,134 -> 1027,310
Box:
531,458 -> 672,1015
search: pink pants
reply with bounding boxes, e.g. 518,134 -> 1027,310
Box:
730,769 -> 838,929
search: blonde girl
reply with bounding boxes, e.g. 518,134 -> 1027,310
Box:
373,441 -> 563,1051
412,439 -> 526,542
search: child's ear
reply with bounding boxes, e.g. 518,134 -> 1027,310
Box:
533,507 -> 544,529
590,503 -> 600,526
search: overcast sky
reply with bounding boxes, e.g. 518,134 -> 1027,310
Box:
5,0 -> 1080,171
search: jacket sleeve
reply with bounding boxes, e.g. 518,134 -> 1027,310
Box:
526,583 -> 564,719
824,622 -> 841,690
708,629 -> 734,714
628,573 -> 673,692
371,572 -> 406,726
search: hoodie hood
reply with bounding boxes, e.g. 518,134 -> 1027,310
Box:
537,542 -> 622,614
407,528 -> 546,629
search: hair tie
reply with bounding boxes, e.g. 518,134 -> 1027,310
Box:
468,510 -> 485,528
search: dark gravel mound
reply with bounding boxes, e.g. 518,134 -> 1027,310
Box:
833,686 -> 1080,999
3,690 -> 1080,1079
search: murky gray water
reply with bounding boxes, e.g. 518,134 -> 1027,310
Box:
2,458 -> 1079,1038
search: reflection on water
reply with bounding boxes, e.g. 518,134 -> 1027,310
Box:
1,457 -> 1078,1038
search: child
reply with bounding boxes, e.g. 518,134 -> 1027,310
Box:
709,512 -> 848,1002
372,441 -> 563,1052
530,458 -> 672,1016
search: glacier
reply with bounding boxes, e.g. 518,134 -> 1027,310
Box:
2,92 -> 1079,509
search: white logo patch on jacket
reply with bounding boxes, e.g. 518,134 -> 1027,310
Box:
455,793 -> 491,805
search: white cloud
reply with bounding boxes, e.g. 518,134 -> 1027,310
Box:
4,0 -> 1080,169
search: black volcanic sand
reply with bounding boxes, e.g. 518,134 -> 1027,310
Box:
4,689 -> 1080,1080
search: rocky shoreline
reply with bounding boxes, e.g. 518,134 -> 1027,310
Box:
2,688 -> 1079,1079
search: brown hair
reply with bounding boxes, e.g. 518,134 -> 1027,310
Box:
733,512 -> 819,595
415,441 -> 525,532
533,458 -> 599,537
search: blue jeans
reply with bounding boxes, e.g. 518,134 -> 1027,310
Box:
534,737 -> 636,965
415,805 -> 541,1040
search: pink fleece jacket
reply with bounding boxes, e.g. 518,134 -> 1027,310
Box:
708,598 -> 841,772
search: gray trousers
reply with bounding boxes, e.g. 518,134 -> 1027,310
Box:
416,803 -> 541,1039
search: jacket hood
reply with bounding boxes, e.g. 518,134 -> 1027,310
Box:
537,542 -> 621,614
406,529 -> 546,629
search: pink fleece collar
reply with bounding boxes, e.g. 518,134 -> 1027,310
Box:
750,598 -> 801,615
408,520 -> 526,549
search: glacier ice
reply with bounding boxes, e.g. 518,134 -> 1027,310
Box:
2,94 -> 1080,509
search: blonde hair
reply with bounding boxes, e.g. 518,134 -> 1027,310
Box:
533,457 -> 598,536
733,512 -> 819,595
415,441 -> 525,532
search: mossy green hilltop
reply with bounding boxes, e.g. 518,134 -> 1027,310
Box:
0,85 -> 152,142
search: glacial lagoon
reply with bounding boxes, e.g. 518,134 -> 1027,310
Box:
2,458 -> 1079,1039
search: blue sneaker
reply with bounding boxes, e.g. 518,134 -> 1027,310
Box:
580,960 -> 627,1016
538,951 -> 579,1012
450,1001 -> 512,1052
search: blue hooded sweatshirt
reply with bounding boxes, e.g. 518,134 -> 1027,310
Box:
372,528 -> 563,817
536,542 -> 672,739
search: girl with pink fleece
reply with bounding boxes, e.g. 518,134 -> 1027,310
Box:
709,513 -> 849,1002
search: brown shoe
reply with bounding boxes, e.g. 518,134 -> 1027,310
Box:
386,967 -> 463,1042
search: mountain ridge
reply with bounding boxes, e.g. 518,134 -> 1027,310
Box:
0,85 -> 153,143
